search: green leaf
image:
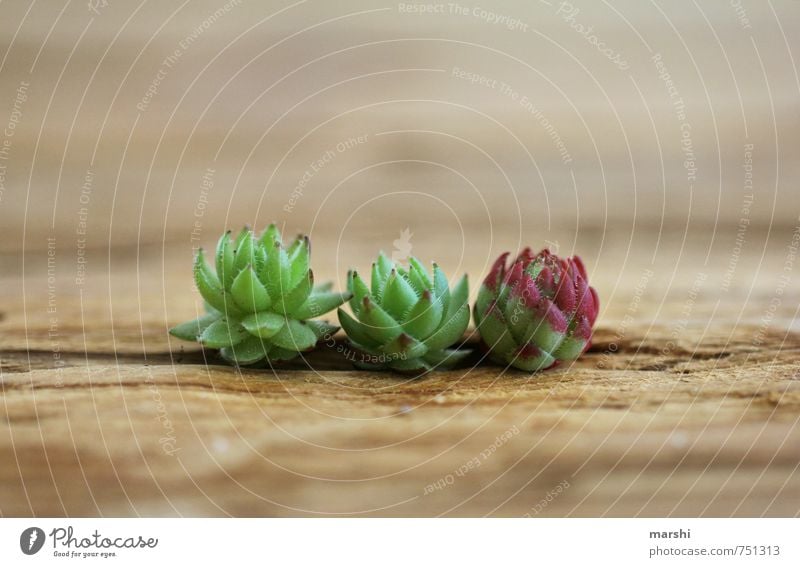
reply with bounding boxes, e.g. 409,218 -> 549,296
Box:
169,313 -> 219,341
264,242 -> 292,302
348,271 -> 371,316
472,306 -> 515,358
267,346 -> 301,362
432,263 -> 450,307
357,297 -> 403,345
258,223 -> 282,249
288,236 -> 310,289
423,348 -> 471,368
371,262 -> 388,301
199,319 -> 248,348
270,319 -> 318,352
408,257 -> 431,284
382,270 -> 419,321
381,333 -> 429,360
275,270 -> 313,316
293,291 -> 351,320
241,311 -> 285,338
234,226 -> 251,249
337,308 -> 381,348
407,258 -> 432,294
448,274 -> 469,313
233,229 -> 254,273
388,357 -> 431,373
474,285 -> 495,325
194,249 -> 226,313
402,290 -> 443,340
231,266 -> 272,313
314,281 -> 333,294
304,319 -> 339,340
554,334 -> 586,361
215,231 -> 235,289
220,335 -> 271,365
423,302 -> 470,352
252,242 -> 268,274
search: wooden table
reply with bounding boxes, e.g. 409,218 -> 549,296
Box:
2,222 -> 799,517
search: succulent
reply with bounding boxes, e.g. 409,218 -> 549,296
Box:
338,254 -> 471,372
474,248 -> 599,372
169,225 -> 350,365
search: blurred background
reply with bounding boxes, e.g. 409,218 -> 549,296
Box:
0,0 -> 798,336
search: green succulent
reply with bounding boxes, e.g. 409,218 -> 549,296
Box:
169,225 -> 350,365
337,253 -> 471,373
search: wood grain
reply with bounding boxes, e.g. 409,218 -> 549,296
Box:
1,226 -> 799,517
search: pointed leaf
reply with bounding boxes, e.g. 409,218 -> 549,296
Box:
382,270 -> 418,321
402,290 -> 443,340
233,230 -> 254,273
423,302 -> 470,351
448,274 -> 469,314
169,313 -> 219,341
473,305 -> 516,358
267,346 -> 301,362
258,223 -> 281,249
337,308 -> 381,348
304,319 -> 339,340
408,257 -> 432,287
423,348 -> 471,368
271,319 -> 319,352
288,236 -> 310,289
194,249 -> 227,313
293,291 -> 352,320
276,270 -> 313,316
199,319 -> 248,348
241,311 -> 285,338
264,242 -> 292,302
432,263 -> 450,307
371,262 -> 388,301
231,266 -> 271,313
348,271 -> 371,316
220,335 -> 271,365
381,332 -> 429,360
358,297 -> 403,345
215,231 -> 235,289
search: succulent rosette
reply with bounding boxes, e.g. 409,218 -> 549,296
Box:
169,225 -> 350,365
474,248 -> 599,372
338,253 -> 471,372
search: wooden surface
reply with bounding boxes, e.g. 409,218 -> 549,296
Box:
1,0 -> 799,517
1,223 -> 799,517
